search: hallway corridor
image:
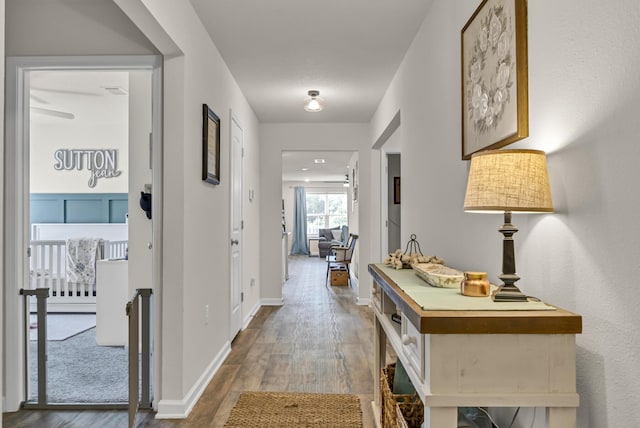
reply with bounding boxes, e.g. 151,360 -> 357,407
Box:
3,256 -> 376,427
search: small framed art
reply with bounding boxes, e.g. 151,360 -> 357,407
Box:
394,177 -> 401,204
202,104 -> 221,185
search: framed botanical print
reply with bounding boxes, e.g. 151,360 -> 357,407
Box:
461,0 -> 529,160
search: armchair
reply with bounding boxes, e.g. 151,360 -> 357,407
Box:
317,225 -> 348,258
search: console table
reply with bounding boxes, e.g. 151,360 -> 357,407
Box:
369,264 -> 582,428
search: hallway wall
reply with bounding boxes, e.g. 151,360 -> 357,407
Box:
371,1 -> 640,426
115,1 -> 261,417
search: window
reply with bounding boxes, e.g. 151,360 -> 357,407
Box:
306,192 -> 348,236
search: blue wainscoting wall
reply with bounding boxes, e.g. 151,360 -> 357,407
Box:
30,193 -> 128,224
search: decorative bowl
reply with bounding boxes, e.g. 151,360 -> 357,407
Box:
413,263 -> 464,289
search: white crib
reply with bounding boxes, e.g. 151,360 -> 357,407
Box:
28,223 -> 128,313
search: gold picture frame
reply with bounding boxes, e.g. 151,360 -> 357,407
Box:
202,104 -> 221,185
461,0 -> 529,160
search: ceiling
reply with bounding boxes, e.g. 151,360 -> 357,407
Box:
190,0 -> 433,123
30,2 -> 434,183
282,151 -> 354,183
29,71 -> 129,124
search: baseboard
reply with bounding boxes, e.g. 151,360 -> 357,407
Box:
261,297 -> 284,306
242,300 -> 261,329
371,400 -> 382,428
351,274 -> 369,305
356,297 -> 370,306
39,303 -> 96,313
349,271 -> 359,289
155,341 -> 231,419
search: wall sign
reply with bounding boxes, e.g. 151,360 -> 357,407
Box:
53,149 -> 122,188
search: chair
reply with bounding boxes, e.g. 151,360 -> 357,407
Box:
325,234 -> 359,287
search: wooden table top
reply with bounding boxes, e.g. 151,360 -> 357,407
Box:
369,264 -> 582,335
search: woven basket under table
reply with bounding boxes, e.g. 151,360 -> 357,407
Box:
381,363 -> 424,428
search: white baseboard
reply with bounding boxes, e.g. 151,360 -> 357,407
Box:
155,341 -> 231,419
349,272 -> 359,289
261,297 -> 284,306
242,300 -> 261,329
356,297 -> 370,306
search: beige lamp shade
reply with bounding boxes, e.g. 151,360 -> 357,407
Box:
464,149 -> 553,213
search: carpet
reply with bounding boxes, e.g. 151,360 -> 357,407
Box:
29,327 -> 129,403
30,313 -> 96,341
224,392 -> 363,428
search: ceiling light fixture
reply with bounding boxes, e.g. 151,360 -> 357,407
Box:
314,159 -> 325,164
304,90 -> 325,112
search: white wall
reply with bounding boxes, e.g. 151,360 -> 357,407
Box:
30,72 -> 129,194
114,0 -> 261,417
261,124 -> 371,304
371,1 -> 640,427
347,152 -> 360,277
5,0 -> 157,56
127,71 -> 153,296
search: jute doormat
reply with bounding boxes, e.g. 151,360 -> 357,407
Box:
224,391 -> 363,427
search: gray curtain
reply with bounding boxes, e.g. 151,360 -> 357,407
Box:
290,187 -> 309,255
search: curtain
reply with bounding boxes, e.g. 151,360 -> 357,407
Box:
290,186 -> 309,255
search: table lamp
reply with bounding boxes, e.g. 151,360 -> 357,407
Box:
463,149 -> 553,302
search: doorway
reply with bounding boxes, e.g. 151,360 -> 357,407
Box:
387,153 -> 401,253
4,56 -> 162,411
373,110 -> 402,260
281,150 -> 354,255
29,69 -> 132,405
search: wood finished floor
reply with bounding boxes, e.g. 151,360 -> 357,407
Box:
3,256 -> 377,427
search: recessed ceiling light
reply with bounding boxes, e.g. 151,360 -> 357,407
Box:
102,86 -> 128,95
301,167 -> 309,171
304,178 -> 310,182
314,159 -> 325,164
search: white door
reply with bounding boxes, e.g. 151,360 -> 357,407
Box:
128,71 -> 153,297
229,115 -> 243,339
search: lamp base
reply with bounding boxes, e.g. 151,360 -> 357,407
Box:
492,285 -> 528,302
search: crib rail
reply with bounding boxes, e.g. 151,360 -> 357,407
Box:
108,240 -> 128,259
29,239 -> 129,305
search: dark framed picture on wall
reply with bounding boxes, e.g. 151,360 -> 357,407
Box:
202,104 -> 221,185
394,177 -> 401,204
461,0 -> 529,160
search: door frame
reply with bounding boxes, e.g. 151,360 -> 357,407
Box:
3,55 -> 163,411
229,111 -> 243,340
372,110 -> 401,261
